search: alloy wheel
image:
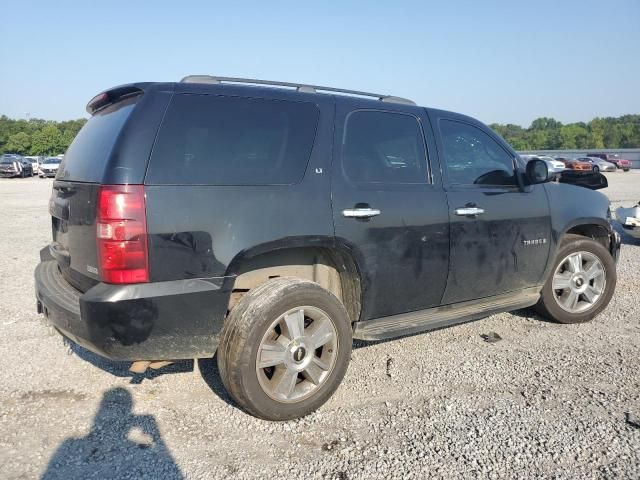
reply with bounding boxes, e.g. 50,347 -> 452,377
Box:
552,251 -> 606,313
255,306 -> 338,403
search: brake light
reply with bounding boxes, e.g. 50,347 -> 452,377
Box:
87,92 -> 110,113
96,185 -> 149,284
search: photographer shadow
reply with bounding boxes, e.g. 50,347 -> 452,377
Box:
42,388 -> 183,480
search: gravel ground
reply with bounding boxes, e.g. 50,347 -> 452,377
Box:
0,173 -> 639,479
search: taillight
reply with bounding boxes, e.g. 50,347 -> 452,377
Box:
96,185 -> 149,284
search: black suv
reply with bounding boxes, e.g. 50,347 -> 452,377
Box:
35,76 -> 621,420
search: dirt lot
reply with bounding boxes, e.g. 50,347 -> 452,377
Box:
1,173 -> 639,479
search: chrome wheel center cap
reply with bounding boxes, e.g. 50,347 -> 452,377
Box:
284,340 -> 311,371
572,274 -> 587,292
292,346 -> 307,363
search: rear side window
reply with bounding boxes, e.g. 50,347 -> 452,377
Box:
57,95 -> 138,182
146,94 -> 319,185
341,110 -> 428,184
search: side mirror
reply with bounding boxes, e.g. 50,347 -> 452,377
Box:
526,159 -> 550,184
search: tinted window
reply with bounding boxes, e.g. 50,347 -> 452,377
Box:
342,111 -> 427,184
57,95 -> 138,182
147,94 -> 319,185
439,120 -> 516,186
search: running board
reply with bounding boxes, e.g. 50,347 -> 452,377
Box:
353,287 -> 541,341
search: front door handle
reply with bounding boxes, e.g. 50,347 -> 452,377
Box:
454,207 -> 485,216
342,207 -> 381,219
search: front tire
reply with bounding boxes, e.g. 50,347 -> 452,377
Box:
593,165 -> 600,173
535,234 -> 616,324
217,277 -> 352,420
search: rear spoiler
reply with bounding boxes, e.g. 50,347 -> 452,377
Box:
86,85 -> 144,115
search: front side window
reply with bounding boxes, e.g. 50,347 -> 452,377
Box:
439,120 -> 517,187
147,94 -> 319,185
342,110 -> 428,184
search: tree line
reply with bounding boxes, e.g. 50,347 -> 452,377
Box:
0,115 -> 86,156
490,115 -> 640,151
1,113 -> 639,156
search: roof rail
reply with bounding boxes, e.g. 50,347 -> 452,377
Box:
180,75 -> 416,106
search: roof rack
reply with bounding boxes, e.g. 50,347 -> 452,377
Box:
180,75 -> 416,106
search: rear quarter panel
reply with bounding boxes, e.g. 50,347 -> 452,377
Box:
144,93 -> 336,283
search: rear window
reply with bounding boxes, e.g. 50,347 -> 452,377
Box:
146,94 -> 319,185
57,96 -> 138,182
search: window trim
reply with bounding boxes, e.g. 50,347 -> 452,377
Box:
340,108 -> 432,187
437,118 -> 519,190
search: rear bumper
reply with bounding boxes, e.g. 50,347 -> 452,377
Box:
34,259 -> 231,361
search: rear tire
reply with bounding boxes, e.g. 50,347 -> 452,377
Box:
535,234 -> 615,324
593,165 -> 599,173
217,277 -> 352,420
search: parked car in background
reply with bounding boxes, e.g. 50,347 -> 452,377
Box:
616,201 -> 640,239
520,154 -> 565,176
577,157 -> 616,173
587,153 -> 632,171
19,157 -> 34,175
556,157 -> 592,172
38,157 -> 61,177
0,154 -> 33,177
24,156 -> 42,172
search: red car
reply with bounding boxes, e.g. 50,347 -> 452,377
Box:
587,153 -> 632,171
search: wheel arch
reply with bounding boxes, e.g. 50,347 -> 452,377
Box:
225,240 -> 362,323
563,219 -> 612,249
541,216 -> 615,284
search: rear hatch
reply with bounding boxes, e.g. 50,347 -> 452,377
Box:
49,94 -> 141,292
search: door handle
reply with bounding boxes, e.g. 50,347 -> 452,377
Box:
454,207 -> 485,216
342,207 -> 381,219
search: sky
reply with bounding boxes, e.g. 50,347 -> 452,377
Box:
1,0 -> 639,127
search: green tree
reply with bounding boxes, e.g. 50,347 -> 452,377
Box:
30,124 -> 63,156
603,123 -> 622,149
588,118 -> 606,149
487,114 -> 640,150
530,117 -> 562,131
4,131 -> 31,154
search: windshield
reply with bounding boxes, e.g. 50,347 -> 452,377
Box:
1,158 -> 16,164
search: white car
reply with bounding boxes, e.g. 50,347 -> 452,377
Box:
24,156 -> 41,172
520,154 -> 566,176
38,157 -> 61,178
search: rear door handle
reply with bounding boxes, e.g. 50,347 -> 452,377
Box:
342,208 -> 381,219
454,207 -> 485,216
